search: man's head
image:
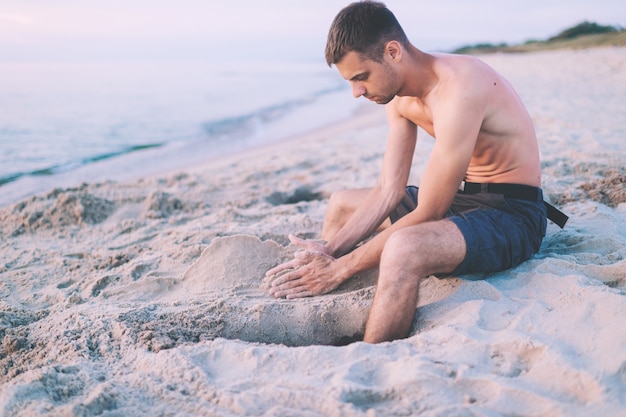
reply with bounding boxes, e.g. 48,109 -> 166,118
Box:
325,1 -> 409,67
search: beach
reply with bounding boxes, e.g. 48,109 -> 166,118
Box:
1,47 -> 625,416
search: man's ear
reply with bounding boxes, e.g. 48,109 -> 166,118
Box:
386,41 -> 402,62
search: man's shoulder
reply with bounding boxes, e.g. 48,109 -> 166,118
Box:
431,55 -> 500,108
432,52 -> 488,70
389,55 -> 500,126
432,53 -> 496,85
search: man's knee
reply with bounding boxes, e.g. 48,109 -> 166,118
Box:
323,189 -> 364,240
380,221 -> 466,277
327,190 -> 348,212
381,227 -> 425,273
326,189 -> 368,221
325,191 -> 352,227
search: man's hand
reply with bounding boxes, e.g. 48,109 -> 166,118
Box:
263,235 -> 342,299
265,234 -> 330,277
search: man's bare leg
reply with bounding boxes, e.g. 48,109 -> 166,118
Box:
364,219 -> 466,343
321,188 -> 390,240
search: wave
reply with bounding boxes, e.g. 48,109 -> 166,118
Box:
202,85 -> 345,141
0,143 -> 163,187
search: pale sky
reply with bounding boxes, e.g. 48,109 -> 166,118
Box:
0,0 -> 624,62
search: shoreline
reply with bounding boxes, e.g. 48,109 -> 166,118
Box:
0,100 -> 383,209
1,47 -> 625,416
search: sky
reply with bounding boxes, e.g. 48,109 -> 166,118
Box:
0,0 -> 624,63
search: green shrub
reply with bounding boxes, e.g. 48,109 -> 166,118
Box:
549,21 -> 618,41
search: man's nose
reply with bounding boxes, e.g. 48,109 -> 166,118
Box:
350,82 -> 365,98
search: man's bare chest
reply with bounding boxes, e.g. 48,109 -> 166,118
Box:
397,99 -> 436,137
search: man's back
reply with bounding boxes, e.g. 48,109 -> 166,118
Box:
392,53 -> 542,187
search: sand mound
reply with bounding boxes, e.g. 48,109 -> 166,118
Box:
176,235 -> 377,346
579,167 -> 626,207
0,187 -> 116,236
142,191 -> 185,219
549,163 -> 626,208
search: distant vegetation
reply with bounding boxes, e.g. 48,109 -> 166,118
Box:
452,21 -> 625,54
547,21 -> 619,41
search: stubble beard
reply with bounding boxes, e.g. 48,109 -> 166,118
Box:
373,95 -> 395,105
374,62 -> 401,104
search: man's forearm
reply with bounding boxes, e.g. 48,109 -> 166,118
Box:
335,205 -> 443,278
327,185 -> 403,257
335,223 -> 394,278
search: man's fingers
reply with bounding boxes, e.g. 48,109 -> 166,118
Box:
265,251 -> 327,286
289,234 -> 329,254
271,283 -> 312,299
288,234 -> 306,246
294,249 -> 331,263
264,258 -> 302,279
268,267 -> 306,288
288,234 -> 318,252
263,239 -> 333,297
285,289 -> 312,299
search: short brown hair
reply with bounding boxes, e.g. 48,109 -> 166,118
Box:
325,1 -> 409,66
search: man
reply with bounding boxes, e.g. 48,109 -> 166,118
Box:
263,1 -> 566,343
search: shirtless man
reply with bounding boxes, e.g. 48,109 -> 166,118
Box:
264,1 -> 563,343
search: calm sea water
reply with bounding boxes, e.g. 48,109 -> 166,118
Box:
0,60 -> 360,190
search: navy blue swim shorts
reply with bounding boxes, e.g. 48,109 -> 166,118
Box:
389,185 -> 547,275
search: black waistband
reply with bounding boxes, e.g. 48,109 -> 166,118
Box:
462,182 -> 541,201
462,182 -> 569,228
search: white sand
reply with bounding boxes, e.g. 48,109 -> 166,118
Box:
1,47 -> 625,416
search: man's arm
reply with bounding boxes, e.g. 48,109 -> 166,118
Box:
324,103 -> 418,257
264,103 -> 417,296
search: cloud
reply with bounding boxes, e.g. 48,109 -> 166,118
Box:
0,13 -> 35,26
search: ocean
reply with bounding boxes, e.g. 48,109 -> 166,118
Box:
0,59 -> 365,205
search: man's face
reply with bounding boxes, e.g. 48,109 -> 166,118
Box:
335,51 -> 400,105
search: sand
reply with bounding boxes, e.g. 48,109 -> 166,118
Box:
1,47 -> 625,417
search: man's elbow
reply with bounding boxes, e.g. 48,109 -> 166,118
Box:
418,203 -> 452,223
